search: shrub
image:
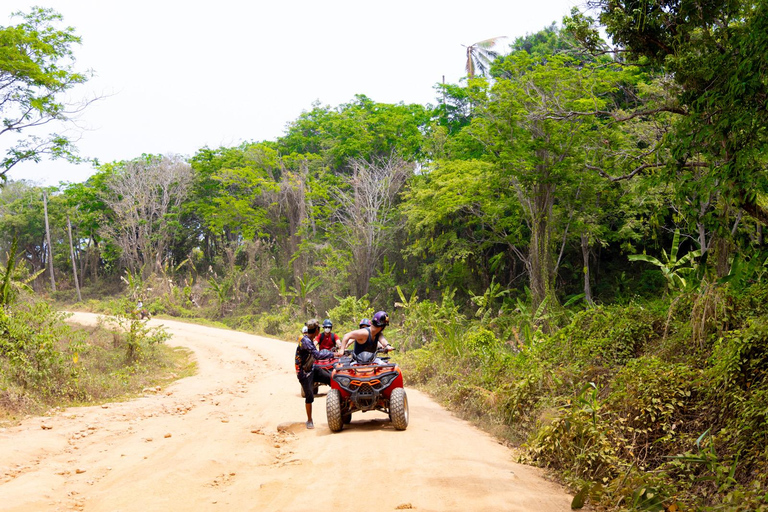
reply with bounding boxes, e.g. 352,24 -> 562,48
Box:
527,383 -> 621,482
605,357 -> 700,468
544,304 -> 661,368
0,300 -> 85,397
256,305 -> 299,337
101,299 -> 171,363
708,316 -> 768,392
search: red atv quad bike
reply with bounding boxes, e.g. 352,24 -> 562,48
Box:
299,356 -> 336,398
326,349 -> 408,432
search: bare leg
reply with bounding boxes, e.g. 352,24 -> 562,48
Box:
305,403 -> 314,429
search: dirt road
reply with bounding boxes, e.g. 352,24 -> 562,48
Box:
0,313 -> 572,511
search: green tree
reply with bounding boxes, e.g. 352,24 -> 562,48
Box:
469,51 -> 638,315
279,95 -> 430,172
402,158 -> 525,295
0,8 -> 94,179
0,181 -> 51,280
584,0 -> 768,275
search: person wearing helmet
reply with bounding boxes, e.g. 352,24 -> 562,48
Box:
359,317 -> 391,350
295,319 -> 335,429
339,310 -> 393,359
297,325 -> 308,344
315,318 -> 340,351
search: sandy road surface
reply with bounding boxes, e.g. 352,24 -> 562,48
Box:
0,313 -> 572,511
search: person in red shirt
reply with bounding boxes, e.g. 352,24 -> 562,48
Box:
315,318 -> 340,351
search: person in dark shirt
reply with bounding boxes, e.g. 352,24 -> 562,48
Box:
295,318 -> 335,429
339,311 -> 393,361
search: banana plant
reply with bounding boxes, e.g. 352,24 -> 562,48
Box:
0,236 -> 44,307
290,275 -> 321,315
469,278 -> 509,324
208,276 -> 234,312
394,285 -> 418,310
628,229 -> 701,292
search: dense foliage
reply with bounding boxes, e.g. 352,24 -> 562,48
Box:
2,2 -> 767,509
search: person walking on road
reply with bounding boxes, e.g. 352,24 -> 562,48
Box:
295,318 -> 335,429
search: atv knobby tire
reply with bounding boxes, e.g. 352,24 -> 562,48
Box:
390,388 -> 409,430
326,389 -> 344,432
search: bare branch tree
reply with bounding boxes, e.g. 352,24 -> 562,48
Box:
100,155 -> 193,276
333,155 -> 413,297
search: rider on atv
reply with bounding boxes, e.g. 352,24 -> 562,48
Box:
339,311 -> 393,362
316,319 -> 340,351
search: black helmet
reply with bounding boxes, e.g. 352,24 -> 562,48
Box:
372,311 -> 389,327
359,318 -> 371,328
322,319 -> 333,328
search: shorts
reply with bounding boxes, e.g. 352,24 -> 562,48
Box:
298,372 -> 315,404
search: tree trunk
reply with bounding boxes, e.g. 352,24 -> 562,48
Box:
80,237 -> 90,285
42,191 -> 56,292
581,232 -> 594,306
67,215 -> 82,302
524,179 -> 557,325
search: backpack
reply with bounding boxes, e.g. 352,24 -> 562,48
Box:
302,351 -> 315,373
317,331 -> 337,350
295,338 -> 315,373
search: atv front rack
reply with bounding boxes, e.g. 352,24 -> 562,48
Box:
334,362 -> 398,371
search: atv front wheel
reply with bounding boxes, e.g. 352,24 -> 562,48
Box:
342,413 -> 352,424
390,388 -> 409,430
326,389 -> 344,432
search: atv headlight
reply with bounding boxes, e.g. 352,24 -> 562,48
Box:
378,373 -> 396,387
336,376 -> 351,388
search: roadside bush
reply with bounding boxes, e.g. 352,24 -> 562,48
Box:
101,299 -> 171,362
498,366 -> 550,426
544,304 -> 661,368
0,300 -> 85,397
256,305 -> 298,337
528,383 -> 622,483
466,328 -> 499,360
605,357 -> 700,469
708,316 -> 768,391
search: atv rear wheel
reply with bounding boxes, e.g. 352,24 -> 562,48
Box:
390,388 -> 409,430
326,389 -> 344,432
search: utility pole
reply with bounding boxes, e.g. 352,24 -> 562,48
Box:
42,190 -> 56,292
67,214 -> 82,302
442,75 -> 446,105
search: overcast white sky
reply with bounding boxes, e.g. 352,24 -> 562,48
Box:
4,0 -> 580,186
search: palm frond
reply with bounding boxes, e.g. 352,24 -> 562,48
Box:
473,36 -> 508,49
465,36 -> 507,77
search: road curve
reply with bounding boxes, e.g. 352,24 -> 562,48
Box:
0,313 -> 572,511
